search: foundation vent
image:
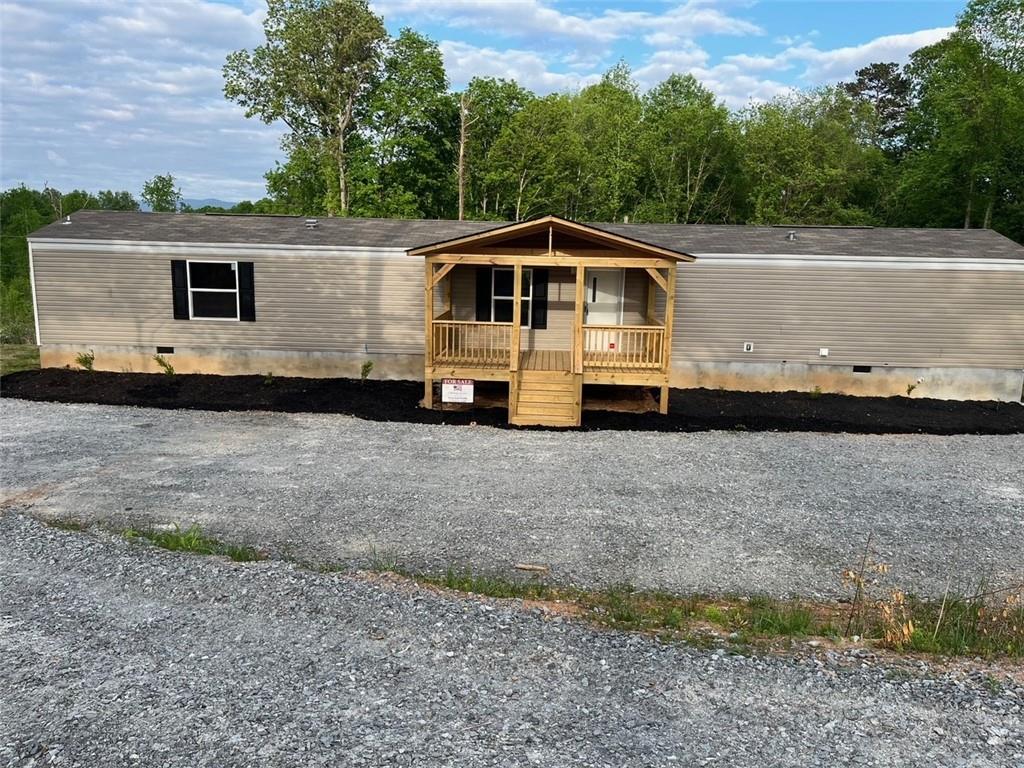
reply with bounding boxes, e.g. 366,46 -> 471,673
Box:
304,218 -> 319,229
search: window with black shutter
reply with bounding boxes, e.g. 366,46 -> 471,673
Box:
171,260 -> 255,321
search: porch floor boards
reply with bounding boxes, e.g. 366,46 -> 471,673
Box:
520,349 -> 571,372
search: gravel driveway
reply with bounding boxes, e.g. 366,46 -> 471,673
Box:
2,513 -> 1022,768
1,399 -> 1022,599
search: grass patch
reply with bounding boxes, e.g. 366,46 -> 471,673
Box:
901,592 -> 1024,657
426,568 -> 553,600
48,518 -> 90,532
123,523 -> 263,563
0,343 -> 39,376
391,565 -> 1023,659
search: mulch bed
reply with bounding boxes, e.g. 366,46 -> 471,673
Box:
1,368 -> 1021,434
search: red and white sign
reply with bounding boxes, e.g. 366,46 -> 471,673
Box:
441,378 -> 474,403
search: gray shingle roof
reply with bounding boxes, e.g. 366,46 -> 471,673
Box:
29,209 -> 1024,260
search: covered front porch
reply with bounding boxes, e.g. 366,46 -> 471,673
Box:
409,216 -> 693,427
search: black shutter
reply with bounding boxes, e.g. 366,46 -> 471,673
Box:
475,266 -> 492,321
171,260 -> 189,320
531,268 -> 548,329
238,262 -> 256,321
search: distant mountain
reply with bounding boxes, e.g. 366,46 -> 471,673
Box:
182,197 -> 238,210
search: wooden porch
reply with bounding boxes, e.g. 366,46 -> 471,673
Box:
410,216 -> 694,427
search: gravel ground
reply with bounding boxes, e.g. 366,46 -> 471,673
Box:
1,399 -> 1022,600
1,512 -> 1022,768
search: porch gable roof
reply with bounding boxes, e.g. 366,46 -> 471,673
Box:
406,215 -> 695,262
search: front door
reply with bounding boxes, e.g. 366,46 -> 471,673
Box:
584,268 -> 623,352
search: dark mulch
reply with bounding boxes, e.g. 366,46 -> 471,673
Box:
1,368 -> 1021,435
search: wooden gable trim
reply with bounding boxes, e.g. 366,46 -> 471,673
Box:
408,215 -> 694,262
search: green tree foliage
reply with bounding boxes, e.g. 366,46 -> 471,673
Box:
842,62 -> 912,156
355,29 -> 456,218
635,74 -> 741,223
486,94 -> 583,220
572,63 -> 643,221
0,186 -> 54,342
95,190 -> 140,211
740,88 -> 889,224
141,174 -> 182,212
224,0 -> 387,216
893,0 -> 1024,238
458,77 -> 535,219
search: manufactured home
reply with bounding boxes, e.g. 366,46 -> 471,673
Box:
27,211 -> 1024,426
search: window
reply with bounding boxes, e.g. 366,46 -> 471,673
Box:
188,260 -> 239,320
492,267 -> 532,327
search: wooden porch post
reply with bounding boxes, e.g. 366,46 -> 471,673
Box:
646,271 -> 658,324
423,259 -> 434,409
659,262 -> 677,415
510,261 -> 522,371
573,263 -> 585,374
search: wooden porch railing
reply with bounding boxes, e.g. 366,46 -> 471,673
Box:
582,324 -> 666,370
431,320 -> 513,367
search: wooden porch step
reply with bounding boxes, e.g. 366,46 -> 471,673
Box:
510,371 -> 580,428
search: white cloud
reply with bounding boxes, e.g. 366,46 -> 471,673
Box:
634,26 -> 954,109
440,40 -> 600,92
725,27 -> 954,83
0,0 -> 278,200
373,0 -> 761,48
46,150 -> 68,167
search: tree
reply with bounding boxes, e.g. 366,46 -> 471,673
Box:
0,186 -> 56,342
458,77 -> 534,218
141,174 -> 182,212
899,31 -> 1023,231
959,0 -> 1024,72
95,190 -> 140,211
572,63 -> 643,221
224,0 -> 387,216
635,74 -> 741,223
357,28 -> 455,218
740,88 -> 888,224
486,94 -> 582,220
842,62 -> 911,155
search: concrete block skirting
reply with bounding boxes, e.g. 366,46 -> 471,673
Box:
40,345 -> 1024,402
40,344 -> 424,381
668,361 -> 1024,403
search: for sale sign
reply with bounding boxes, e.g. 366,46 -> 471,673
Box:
441,378 -> 474,403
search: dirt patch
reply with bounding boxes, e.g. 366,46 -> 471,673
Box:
1,368 -> 1021,434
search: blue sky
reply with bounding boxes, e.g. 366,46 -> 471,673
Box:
0,1 -> 962,201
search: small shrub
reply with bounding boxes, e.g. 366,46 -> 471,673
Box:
152,354 -> 175,375
906,383 -> 917,396
808,385 -> 823,399
360,360 -> 374,382
263,371 -> 274,387
75,349 -> 95,371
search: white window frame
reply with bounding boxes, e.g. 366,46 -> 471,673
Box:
492,267 -> 532,328
187,259 -> 240,321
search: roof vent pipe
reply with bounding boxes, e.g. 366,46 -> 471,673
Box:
786,230 -> 797,241
61,215 -> 72,225
304,218 -> 319,229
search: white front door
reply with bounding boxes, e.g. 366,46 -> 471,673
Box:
584,268 -> 624,352
584,268 -> 623,325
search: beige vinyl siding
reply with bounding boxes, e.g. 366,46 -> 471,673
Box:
673,262 -> 1024,368
449,265 -> 648,350
33,247 -> 426,354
